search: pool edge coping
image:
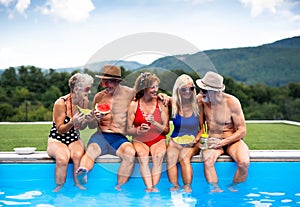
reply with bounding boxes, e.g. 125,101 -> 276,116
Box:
1,150 -> 300,163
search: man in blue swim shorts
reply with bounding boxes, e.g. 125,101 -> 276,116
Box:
76,65 -> 136,190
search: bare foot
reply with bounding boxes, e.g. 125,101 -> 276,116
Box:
115,184 -> 122,191
75,183 -> 86,190
52,184 -> 64,192
183,184 -> 192,193
210,183 -> 224,193
145,187 -> 159,192
76,167 -> 88,185
169,185 -> 180,191
228,183 -> 238,192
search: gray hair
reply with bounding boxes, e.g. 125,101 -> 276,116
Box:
68,73 -> 94,92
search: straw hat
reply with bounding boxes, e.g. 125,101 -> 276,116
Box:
196,71 -> 225,91
95,65 -> 122,80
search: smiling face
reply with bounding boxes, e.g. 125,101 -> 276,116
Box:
144,80 -> 159,99
179,83 -> 195,100
100,79 -> 120,95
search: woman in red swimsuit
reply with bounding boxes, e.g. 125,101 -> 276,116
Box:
127,72 -> 170,192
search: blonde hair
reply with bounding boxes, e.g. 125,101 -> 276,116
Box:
172,74 -> 199,118
68,73 -> 94,92
133,72 -> 160,100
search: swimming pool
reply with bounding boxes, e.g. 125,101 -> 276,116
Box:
1,157 -> 300,207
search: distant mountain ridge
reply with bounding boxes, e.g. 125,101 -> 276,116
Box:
1,36 -> 299,86
149,35 -> 300,86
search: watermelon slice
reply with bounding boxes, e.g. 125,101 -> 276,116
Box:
95,103 -> 111,114
77,106 -> 92,115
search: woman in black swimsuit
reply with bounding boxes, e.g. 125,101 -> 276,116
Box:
47,73 -> 93,192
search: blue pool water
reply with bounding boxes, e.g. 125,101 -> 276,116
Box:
0,162 -> 300,207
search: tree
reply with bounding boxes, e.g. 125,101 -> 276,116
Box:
0,67 -> 19,89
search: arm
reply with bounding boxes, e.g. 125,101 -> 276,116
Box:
221,96 -> 246,146
189,95 -> 205,145
87,93 -> 101,129
78,99 -> 91,130
127,101 -> 138,135
53,99 -> 74,134
211,95 -> 247,148
146,100 -> 170,135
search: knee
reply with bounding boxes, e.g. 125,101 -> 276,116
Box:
55,155 -> 69,166
121,145 -> 136,163
136,151 -> 148,158
203,157 -> 215,168
152,152 -> 165,164
125,145 -> 136,158
237,159 -> 250,170
179,157 -> 190,165
71,150 -> 84,162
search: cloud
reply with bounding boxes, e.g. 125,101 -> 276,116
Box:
240,0 -> 284,17
40,0 -> 95,23
0,0 -> 30,19
0,0 -> 13,7
15,0 -> 30,14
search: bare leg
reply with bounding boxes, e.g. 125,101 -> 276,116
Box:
227,140 -> 250,191
202,148 -> 224,192
166,140 -> 180,191
69,140 -> 85,190
115,142 -> 136,190
76,143 -> 101,185
47,139 -> 70,192
179,147 -> 199,193
150,139 -> 166,191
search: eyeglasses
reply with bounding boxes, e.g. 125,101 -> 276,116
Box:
180,86 -> 195,93
200,88 -> 207,94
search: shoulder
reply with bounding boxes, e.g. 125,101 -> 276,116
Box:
225,93 -> 241,105
120,85 -> 134,93
157,98 -> 168,111
196,94 -> 204,105
128,100 -> 138,112
54,96 -> 66,106
93,91 -> 107,103
224,93 -> 242,112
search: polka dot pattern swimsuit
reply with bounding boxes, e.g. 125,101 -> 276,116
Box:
48,98 -> 80,146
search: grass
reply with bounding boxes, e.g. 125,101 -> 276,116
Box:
0,123 -> 299,151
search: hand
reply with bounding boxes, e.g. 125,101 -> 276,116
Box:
185,140 -> 196,148
94,111 -> 106,122
139,123 -> 150,133
157,93 -> 170,107
208,138 -> 222,149
72,112 -> 85,129
85,111 -> 93,120
145,114 -> 154,125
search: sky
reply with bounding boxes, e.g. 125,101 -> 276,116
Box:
0,0 -> 299,69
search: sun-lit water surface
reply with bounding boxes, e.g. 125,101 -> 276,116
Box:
0,162 -> 299,207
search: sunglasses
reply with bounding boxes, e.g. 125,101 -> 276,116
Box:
102,79 -> 118,84
180,86 -> 195,93
200,88 -> 208,94
83,87 -> 91,93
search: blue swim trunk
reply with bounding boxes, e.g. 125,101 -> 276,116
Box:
87,131 -> 129,156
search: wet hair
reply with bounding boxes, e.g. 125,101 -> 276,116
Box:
133,72 -> 160,100
172,74 -> 199,118
68,73 -> 94,93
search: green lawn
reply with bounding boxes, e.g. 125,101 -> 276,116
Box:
0,123 -> 299,151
